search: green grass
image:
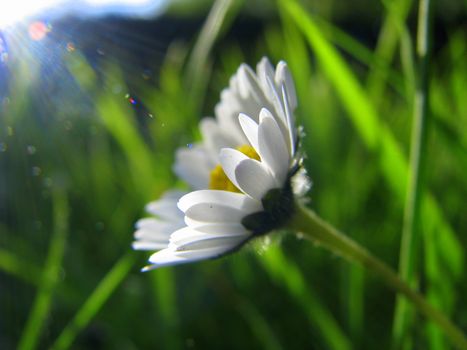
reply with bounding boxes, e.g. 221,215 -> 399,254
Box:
1,0 -> 466,348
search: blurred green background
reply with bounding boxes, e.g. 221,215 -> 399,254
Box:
1,0 -> 466,349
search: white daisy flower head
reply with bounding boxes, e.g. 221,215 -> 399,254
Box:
133,57 -> 309,270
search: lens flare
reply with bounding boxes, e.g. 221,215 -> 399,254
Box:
28,21 -> 51,41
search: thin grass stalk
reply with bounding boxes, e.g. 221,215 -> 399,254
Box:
50,253 -> 136,350
260,248 -> 352,350
0,248 -> 42,286
392,0 -> 432,347
366,0 -> 413,105
185,0 -> 238,90
280,0 -> 463,312
18,189 -> 69,350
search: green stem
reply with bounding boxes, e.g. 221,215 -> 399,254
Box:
393,0 -> 432,346
286,203 -> 467,350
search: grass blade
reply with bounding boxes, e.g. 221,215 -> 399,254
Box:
260,247 -> 352,350
186,0 -> 241,87
392,0 -> 432,346
50,252 -> 136,350
0,248 -> 42,287
18,188 -> 69,350
366,0 -> 414,105
237,297 -> 284,350
280,0 -> 463,342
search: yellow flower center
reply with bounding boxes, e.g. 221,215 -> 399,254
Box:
209,145 -> 260,192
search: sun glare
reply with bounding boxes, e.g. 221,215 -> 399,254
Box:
0,0 -> 165,28
0,0 -> 62,28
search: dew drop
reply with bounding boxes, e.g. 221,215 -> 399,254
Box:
64,120 -> 73,131
0,37 -> 6,58
27,145 -> 36,155
66,42 -> 75,52
32,166 -> 41,176
43,177 -> 53,187
0,52 -> 8,63
125,94 -> 137,105
142,69 -> 152,80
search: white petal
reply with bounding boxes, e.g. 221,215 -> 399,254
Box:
256,57 -> 275,97
145,191 -> 186,221
184,202 -> 250,224
265,75 -> 287,129
170,226 -> 246,244
189,222 -> 248,235
132,241 -> 168,251
281,84 -> 296,156
175,235 -> 247,251
234,158 -> 277,200
169,225 -> 249,246
173,245 -> 241,259
173,145 -> 212,190
214,94 -> 249,144
136,217 -> 179,230
219,148 -> 249,189
275,61 -> 298,110
178,190 -> 261,213
147,244 -> 241,268
134,224 -> 180,241
147,248 -> 194,267
258,110 -> 290,185
238,64 -> 264,102
238,113 -> 259,151
200,118 -> 237,162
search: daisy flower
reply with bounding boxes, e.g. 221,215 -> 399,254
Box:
133,57 -> 309,270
